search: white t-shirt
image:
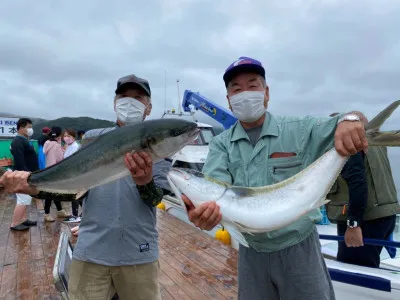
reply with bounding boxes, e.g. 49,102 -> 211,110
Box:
64,141 -> 81,158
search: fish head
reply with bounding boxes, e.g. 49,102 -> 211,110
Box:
167,167 -> 226,207
146,119 -> 200,158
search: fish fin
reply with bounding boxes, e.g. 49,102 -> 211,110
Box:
365,100 -> 400,130
232,221 -> 255,236
363,100 -> 400,146
166,176 -> 188,214
78,137 -> 97,149
222,221 -> 250,248
310,198 -> 330,210
75,190 -> 88,201
77,127 -> 114,149
229,187 -> 257,197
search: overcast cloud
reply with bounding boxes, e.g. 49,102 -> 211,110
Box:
1,0 -> 400,189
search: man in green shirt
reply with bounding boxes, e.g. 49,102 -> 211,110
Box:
182,56 -> 368,300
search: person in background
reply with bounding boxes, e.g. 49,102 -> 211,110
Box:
62,128 -> 82,223
76,130 -> 86,143
63,128 -> 81,158
42,126 -> 69,222
37,127 -> 51,170
9,118 -> 38,231
326,113 -> 400,268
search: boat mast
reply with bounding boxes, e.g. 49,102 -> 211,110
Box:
164,70 -> 167,114
176,79 -> 181,115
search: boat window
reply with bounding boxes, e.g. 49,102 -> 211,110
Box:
200,128 -> 214,145
189,128 -> 215,145
172,160 -> 204,171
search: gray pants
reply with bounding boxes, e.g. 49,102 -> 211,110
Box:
238,229 -> 335,300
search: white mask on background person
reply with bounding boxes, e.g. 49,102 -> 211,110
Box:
64,137 -> 74,145
26,128 -> 34,137
115,97 -> 147,124
229,91 -> 266,122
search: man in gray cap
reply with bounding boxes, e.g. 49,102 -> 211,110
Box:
67,74 -> 172,300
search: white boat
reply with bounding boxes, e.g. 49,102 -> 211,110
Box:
160,113 -> 400,299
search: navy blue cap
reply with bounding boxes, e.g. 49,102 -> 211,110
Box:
115,74 -> 151,96
223,56 -> 265,86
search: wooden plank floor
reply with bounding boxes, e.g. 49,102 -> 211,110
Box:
0,195 -> 238,300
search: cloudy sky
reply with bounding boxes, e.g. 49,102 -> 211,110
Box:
1,0 -> 400,190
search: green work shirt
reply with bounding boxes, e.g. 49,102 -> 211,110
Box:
202,111 -> 342,252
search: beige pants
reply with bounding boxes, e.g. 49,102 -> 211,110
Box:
68,259 -> 161,300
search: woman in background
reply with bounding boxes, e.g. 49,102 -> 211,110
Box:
37,127 -> 50,170
43,126 -> 69,222
62,128 -> 82,223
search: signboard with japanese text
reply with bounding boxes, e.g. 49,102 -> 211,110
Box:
0,117 -> 18,137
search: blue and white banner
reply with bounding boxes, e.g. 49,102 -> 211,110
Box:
0,117 -> 18,137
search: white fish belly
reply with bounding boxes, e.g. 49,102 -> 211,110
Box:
218,149 -> 347,232
35,158 -> 131,193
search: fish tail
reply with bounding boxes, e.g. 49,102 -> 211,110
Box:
365,100 -> 400,131
0,187 -> 7,201
0,167 -> 6,192
0,186 -> 11,200
221,221 -> 250,247
0,168 -> 12,199
365,100 -> 400,146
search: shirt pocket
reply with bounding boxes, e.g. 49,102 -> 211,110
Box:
269,156 -> 303,184
227,160 -> 246,186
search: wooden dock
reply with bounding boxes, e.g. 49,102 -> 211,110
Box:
0,196 -> 238,300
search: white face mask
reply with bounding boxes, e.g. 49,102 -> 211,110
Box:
64,137 -> 74,145
229,91 -> 266,122
27,128 -> 34,137
115,97 -> 147,124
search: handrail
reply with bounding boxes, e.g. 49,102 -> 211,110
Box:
319,234 -> 400,248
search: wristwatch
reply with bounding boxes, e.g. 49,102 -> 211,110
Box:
337,113 -> 360,124
347,219 -> 359,228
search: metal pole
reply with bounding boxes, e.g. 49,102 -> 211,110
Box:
176,79 -> 181,114
164,70 -> 167,113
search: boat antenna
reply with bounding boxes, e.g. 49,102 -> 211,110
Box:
176,79 -> 181,115
164,70 -> 167,114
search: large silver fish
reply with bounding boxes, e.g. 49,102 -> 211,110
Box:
166,101 -> 400,247
0,118 -> 199,195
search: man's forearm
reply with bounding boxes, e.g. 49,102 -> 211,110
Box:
136,178 -> 164,207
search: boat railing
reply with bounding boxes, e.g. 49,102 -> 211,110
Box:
319,234 -> 400,248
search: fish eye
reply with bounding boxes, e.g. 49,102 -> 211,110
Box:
171,129 -> 181,136
147,136 -> 157,145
